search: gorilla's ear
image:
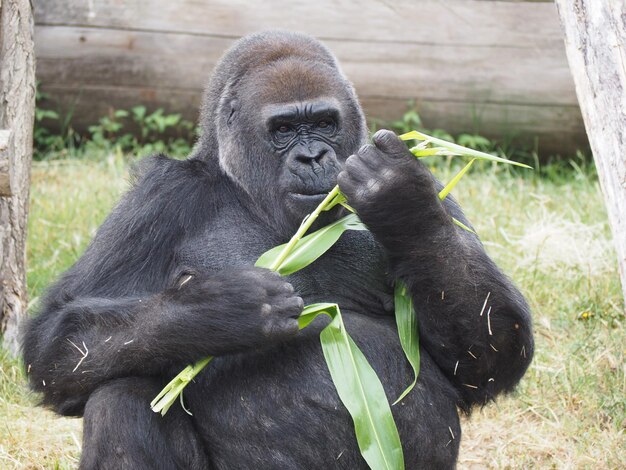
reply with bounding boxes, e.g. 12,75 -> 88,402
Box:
226,99 -> 239,126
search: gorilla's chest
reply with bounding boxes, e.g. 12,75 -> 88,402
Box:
176,215 -> 394,316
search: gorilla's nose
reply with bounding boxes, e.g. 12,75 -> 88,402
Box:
295,148 -> 326,165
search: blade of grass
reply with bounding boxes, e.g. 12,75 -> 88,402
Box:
400,130 -> 532,168
438,158 -> 477,201
392,281 -> 420,405
452,217 -> 476,234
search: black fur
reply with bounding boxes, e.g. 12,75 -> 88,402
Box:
23,31 -> 533,469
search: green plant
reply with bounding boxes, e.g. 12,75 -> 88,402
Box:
84,106 -> 196,158
34,84 -> 80,158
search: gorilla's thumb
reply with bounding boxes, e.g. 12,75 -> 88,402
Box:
372,129 -> 406,156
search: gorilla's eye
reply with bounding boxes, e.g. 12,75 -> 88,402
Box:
278,125 -> 291,134
318,120 -> 329,128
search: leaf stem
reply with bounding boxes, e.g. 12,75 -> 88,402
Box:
268,185 -> 340,271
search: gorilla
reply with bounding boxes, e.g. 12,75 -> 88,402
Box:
23,31 -> 533,469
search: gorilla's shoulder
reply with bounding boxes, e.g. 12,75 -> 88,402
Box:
130,154 -> 214,190
62,155 -> 221,295
104,154 -> 221,238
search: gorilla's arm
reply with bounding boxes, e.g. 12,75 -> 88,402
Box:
23,156 -> 301,416
338,131 -> 533,409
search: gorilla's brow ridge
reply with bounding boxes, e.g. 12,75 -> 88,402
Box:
262,98 -> 342,124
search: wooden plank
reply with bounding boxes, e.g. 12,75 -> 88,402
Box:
555,0 -> 626,308
33,0 -> 563,48
32,0 -> 588,155
0,129 -> 11,197
39,84 -> 586,156
34,25 -> 577,106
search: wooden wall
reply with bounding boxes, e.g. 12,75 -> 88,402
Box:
33,0 -> 587,155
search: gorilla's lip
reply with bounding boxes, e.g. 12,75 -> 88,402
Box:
289,192 -> 330,200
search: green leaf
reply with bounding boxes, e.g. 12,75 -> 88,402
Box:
400,130 -> 532,168
255,213 -> 367,276
452,217 -> 476,234
409,147 -> 458,158
154,302 -> 405,469
323,190 -> 348,211
392,281 -> 420,405
297,302 -> 338,329
438,158 -> 477,201
316,304 -> 405,470
150,356 -> 213,415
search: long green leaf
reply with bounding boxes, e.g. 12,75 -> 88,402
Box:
438,158 -> 477,201
399,130 -> 532,168
409,147 -> 460,158
317,304 -> 404,470
392,282 -> 420,405
255,213 -> 367,275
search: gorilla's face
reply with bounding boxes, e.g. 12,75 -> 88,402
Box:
217,57 -> 365,233
263,97 -> 343,217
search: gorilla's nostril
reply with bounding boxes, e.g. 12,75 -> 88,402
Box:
296,150 -> 326,164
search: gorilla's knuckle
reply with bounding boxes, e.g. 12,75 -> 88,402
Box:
365,178 -> 382,195
260,303 -> 272,317
380,168 -> 396,182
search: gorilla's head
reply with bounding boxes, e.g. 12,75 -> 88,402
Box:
194,31 -> 368,232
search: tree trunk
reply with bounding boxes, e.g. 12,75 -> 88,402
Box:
0,0 -> 36,355
555,0 -> 626,310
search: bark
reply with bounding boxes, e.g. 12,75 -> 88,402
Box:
555,0 -> 626,310
0,0 -> 36,355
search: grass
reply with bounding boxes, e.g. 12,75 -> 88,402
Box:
1,153 -> 624,468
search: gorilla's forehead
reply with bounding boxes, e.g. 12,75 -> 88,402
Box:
261,97 -> 341,122
242,58 -> 348,105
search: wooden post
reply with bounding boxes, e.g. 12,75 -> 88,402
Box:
555,0 -> 626,310
0,130 -> 11,196
0,0 -> 36,355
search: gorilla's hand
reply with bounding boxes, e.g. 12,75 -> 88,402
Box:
164,267 -> 303,354
337,129 -> 450,243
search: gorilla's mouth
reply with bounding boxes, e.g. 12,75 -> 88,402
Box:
288,191 -> 331,203
290,192 -> 328,198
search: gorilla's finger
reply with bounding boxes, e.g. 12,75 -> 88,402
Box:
279,318 -> 300,336
372,129 -> 409,157
337,170 -> 358,195
275,295 -> 304,317
345,155 -> 378,180
263,318 -> 299,338
354,148 -> 383,171
261,277 -> 294,295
